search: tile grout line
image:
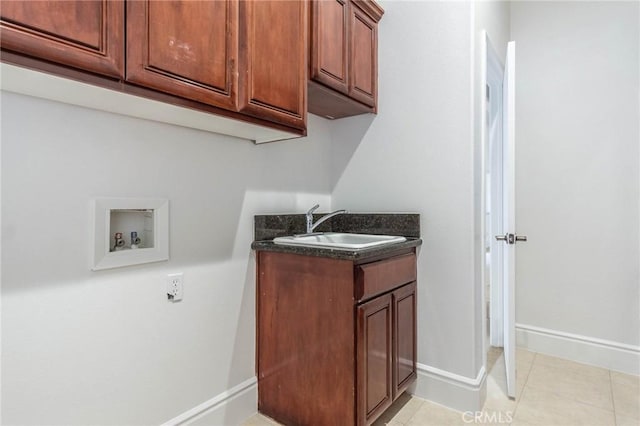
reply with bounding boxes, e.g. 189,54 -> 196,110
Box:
525,352 -> 621,415
510,385 -> 527,425
509,351 -> 536,423
521,350 -> 536,386
402,398 -> 424,425
524,353 -> 621,425
609,369 -> 618,426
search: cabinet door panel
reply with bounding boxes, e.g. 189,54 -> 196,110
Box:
393,282 -> 417,398
349,3 -> 377,107
239,0 -> 306,130
0,0 -> 124,78
126,0 -> 237,110
357,294 -> 393,424
310,0 -> 348,94
257,252 -> 356,426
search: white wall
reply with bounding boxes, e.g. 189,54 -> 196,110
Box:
511,1 -> 639,366
331,0 -> 513,410
332,0 -> 481,391
1,91 -> 333,425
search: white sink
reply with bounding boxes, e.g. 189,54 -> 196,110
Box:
273,232 -> 407,250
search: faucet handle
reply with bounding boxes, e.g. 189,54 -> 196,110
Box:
306,204 -> 320,215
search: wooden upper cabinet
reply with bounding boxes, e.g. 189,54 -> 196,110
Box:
238,0 -> 307,131
310,0 -> 349,95
308,0 -> 382,119
1,0 -> 309,137
0,0 -> 124,78
126,0 -> 238,111
349,2 -> 377,107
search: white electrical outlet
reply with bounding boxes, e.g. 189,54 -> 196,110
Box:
167,273 -> 184,301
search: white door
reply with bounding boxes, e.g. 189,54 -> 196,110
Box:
499,41 -> 522,399
484,36 -> 525,400
485,36 -> 505,349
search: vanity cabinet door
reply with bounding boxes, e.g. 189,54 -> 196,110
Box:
126,0 -> 238,110
0,0 -> 124,78
393,281 -> 417,399
357,293 -> 393,425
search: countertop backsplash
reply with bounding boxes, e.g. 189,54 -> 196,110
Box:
253,213 -> 420,241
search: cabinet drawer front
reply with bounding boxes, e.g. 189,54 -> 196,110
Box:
356,253 -> 416,302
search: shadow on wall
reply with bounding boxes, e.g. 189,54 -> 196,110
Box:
225,254 -> 259,425
0,94 -> 375,425
329,113 -> 376,191
0,93 -> 336,292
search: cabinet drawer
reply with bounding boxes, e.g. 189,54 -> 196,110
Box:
355,253 -> 416,302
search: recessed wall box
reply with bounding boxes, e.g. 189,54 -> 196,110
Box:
91,198 -> 169,270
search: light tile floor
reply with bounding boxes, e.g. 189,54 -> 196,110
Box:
243,348 -> 639,426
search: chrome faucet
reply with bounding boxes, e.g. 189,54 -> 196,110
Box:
305,204 -> 347,234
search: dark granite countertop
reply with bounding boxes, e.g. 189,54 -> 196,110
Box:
251,237 -> 422,261
251,213 -> 422,261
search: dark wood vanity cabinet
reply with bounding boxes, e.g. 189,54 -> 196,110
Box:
308,0 -> 383,119
0,0 -> 124,78
256,249 -> 417,426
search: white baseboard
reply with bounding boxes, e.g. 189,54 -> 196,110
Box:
516,323 -> 640,375
161,377 -> 257,426
162,365 -> 489,425
410,363 -> 487,412
155,323 -> 639,426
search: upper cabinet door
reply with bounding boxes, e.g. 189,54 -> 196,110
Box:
310,0 -> 349,95
238,0 -> 307,131
0,0 -> 124,78
126,0 -> 238,111
349,2 -> 378,107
